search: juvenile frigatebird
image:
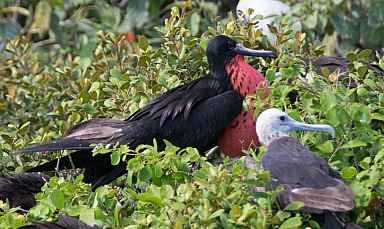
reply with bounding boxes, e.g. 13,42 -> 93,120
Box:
256,108 -> 359,228
0,35 -> 275,209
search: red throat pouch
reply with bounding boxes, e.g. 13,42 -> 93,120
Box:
218,55 -> 270,156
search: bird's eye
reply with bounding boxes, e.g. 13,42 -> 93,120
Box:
279,116 -> 286,121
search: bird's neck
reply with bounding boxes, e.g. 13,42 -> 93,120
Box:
209,64 -> 231,90
210,66 -> 227,79
225,55 -> 269,98
261,130 -> 289,146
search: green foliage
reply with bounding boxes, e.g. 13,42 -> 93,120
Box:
0,0 -> 384,228
286,0 -> 384,53
266,47 -> 384,228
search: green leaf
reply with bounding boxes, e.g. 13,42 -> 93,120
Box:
174,217 -> 186,229
357,66 -> 368,77
266,68 -> 276,82
18,121 -> 31,131
341,140 -> 367,149
371,113 -> 384,121
357,87 -> 368,97
119,0 -> 149,32
308,220 -> 321,229
30,0 -> 52,34
280,216 -> 302,229
359,157 -> 371,170
351,103 -> 369,123
138,192 -> 163,206
138,166 -> 152,182
88,82 -> 101,93
98,2 -> 121,29
138,36 -> 149,51
374,149 -> 384,163
188,12 -> 200,36
104,99 -> 115,108
127,157 -> 141,171
276,211 -> 291,221
79,41 -> 97,58
79,207 -> 96,226
230,205 -> 241,219
316,140 -> 334,154
152,165 -> 164,178
320,93 -> 337,110
51,189 -> 65,209
284,201 -> 304,211
109,68 -> 127,88
304,12 -> 318,29
110,151 -> 121,165
357,49 -> 372,61
333,0 -> 343,5
209,209 -> 225,219
341,166 -> 357,179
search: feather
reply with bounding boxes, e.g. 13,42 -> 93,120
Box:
0,173 -> 48,210
264,137 -> 355,212
19,214 -> 100,229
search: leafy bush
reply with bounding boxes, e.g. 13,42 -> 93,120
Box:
0,0 -> 384,228
286,0 -> 384,53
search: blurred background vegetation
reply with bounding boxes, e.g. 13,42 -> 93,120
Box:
1,0 -> 383,58
0,0 -> 383,228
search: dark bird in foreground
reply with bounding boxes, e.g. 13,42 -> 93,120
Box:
0,173 -> 48,210
255,108 -> 360,229
1,35 -> 275,210
19,214 -> 100,229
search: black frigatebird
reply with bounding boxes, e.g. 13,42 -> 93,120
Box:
19,214 -> 100,229
308,56 -> 384,79
0,35 -> 275,209
255,108 -> 359,228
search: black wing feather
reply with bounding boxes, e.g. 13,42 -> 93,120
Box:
19,75 -> 242,190
27,90 -> 242,189
127,77 -> 222,126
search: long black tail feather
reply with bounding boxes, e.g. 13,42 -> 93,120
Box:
322,211 -> 345,229
319,211 -> 363,229
27,150 -> 128,189
27,150 -> 103,173
90,163 -> 127,191
18,139 -> 93,154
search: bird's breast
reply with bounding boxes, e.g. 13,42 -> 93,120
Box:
218,110 -> 260,157
218,55 -> 269,156
225,55 -> 269,97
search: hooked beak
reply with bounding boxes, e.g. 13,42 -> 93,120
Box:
233,43 -> 277,58
288,120 -> 335,137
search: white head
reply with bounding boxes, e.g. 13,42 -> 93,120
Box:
256,108 -> 335,146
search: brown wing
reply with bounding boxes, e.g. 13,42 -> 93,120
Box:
262,136 -> 354,212
18,119 -> 128,153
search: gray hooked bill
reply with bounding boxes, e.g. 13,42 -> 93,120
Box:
234,43 -> 277,58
